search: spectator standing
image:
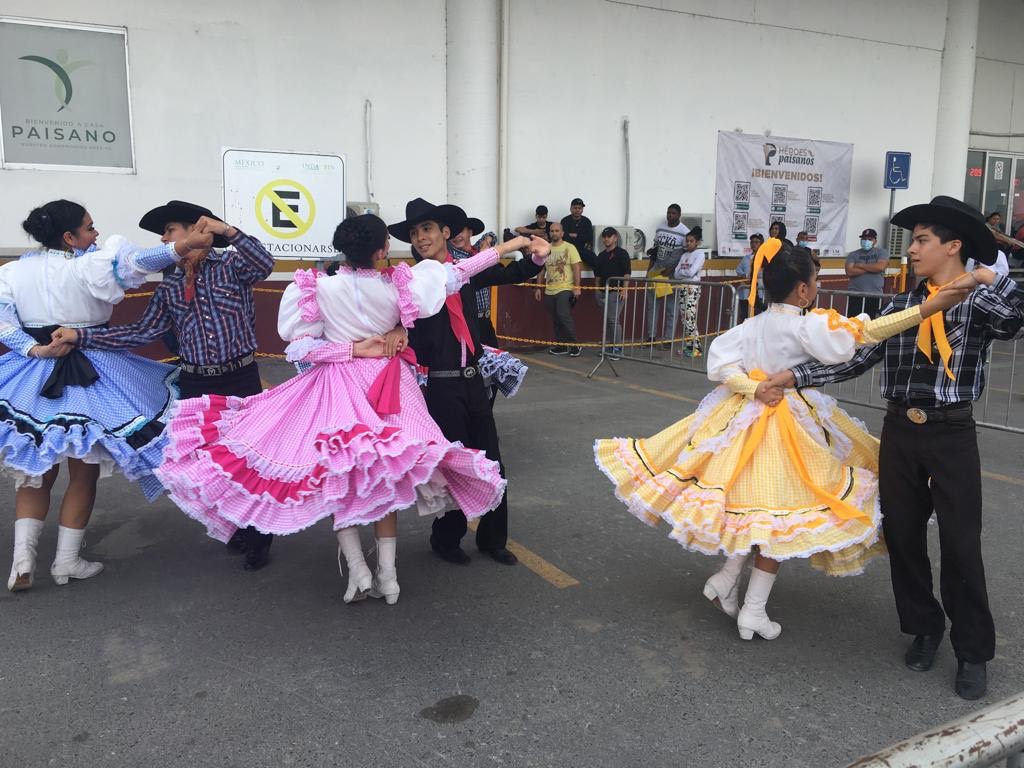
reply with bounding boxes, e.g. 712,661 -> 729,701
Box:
672,227 -> 707,357
846,227 -> 890,317
645,204 -> 690,344
584,227 -> 632,359
561,198 -> 594,257
534,222 -> 582,356
736,232 -> 765,319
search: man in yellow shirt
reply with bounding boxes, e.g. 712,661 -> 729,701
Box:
534,221 -> 582,356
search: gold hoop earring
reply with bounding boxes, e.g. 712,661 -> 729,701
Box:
798,297 -> 809,309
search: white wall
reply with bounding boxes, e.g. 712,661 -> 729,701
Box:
0,0 -> 447,250
504,0 -> 948,250
971,0 -> 1024,153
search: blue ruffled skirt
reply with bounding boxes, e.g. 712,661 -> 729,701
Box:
0,349 -> 178,500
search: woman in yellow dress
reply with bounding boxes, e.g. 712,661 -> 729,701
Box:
594,240 -> 971,641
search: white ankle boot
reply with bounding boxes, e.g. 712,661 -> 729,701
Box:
337,527 -> 372,603
50,525 -> 104,586
8,518 -> 45,592
702,554 -> 749,618
369,537 -> 399,605
736,567 -> 782,640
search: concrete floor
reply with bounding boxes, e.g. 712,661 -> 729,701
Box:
1,353 -> 1022,768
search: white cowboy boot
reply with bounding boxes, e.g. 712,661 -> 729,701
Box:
369,537 -> 399,605
8,518 -> 44,592
50,525 -> 104,586
702,553 -> 749,618
736,567 -> 782,640
337,527 -> 372,603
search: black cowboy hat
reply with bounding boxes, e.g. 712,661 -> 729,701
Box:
139,200 -> 230,248
387,198 -> 468,243
891,195 -> 997,266
466,217 -> 485,236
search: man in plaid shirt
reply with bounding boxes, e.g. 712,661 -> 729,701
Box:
55,201 -> 276,571
774,196 -> 1024,701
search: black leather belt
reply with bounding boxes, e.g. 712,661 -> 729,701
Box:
428,365 -> 479,380
179,352 -> 255,377
886,401 -> 973,425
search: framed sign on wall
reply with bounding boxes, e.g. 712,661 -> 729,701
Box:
0,17 -> 135,172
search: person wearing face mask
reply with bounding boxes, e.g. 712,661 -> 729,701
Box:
845,228 -> 890,317
2,199 -> 212,593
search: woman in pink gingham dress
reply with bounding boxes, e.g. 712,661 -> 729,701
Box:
156,214 -> 548,604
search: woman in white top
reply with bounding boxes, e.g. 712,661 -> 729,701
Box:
2,199 -> 210,592
596,240 -> 969,641
154,214 -> 549,604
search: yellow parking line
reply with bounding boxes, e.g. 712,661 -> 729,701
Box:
467,520 -> 579,589
982,470 -> 1024,487
525,355 -> 699,404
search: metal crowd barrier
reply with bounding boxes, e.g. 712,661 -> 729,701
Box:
814,288 -> 1024,435
588,276 -> 738,378
845,691 -> 1024,768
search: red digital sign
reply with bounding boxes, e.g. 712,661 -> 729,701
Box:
968,167 -> 983,177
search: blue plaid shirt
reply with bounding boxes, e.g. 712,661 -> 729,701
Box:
450,244 -> 491,317
79,229 -> 274,365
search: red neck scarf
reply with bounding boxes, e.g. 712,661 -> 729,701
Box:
444,255 -> 476,363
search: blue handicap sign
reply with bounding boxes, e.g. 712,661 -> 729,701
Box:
885,151 -> 911,189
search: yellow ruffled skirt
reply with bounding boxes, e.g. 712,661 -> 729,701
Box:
594,386 -> 886,576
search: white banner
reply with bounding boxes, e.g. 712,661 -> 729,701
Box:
223,148 -> 345,258
714,131 -> 852,258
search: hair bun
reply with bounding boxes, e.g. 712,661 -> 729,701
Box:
22,207 -> 57,243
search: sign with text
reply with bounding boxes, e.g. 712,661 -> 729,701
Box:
714,131 -> 853,258
0,18 -> 134,171
223,148 -> 346,258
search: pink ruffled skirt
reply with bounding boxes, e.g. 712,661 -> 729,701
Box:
155,358 -> 506,542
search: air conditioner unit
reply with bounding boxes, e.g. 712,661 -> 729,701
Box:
679,212 -> 716,252
346,201 -> 380,218
888,225 -> 910,259
594,225 -> 646,260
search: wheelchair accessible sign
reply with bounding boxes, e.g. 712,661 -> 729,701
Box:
223,148 -> 346,257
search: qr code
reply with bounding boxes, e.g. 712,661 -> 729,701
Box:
772,184 -> 787,207
807,187 -> 822,208
770,214 -> 785,225
734,182 -> 750,203
803,216 -> 819,235
732,211 -> 748,234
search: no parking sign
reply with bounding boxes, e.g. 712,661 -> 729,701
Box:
223,148 -> 345,257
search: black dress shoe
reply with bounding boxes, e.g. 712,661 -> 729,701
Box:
955,661 -> 987,700
904,633 -> 944,671
481,547 -> 518,566
430,536 -> 471,565
225,529 -> 249,554
243,544 -> 271,571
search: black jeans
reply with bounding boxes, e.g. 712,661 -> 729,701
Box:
878,412 -> 994,662
424,375 -> 508,552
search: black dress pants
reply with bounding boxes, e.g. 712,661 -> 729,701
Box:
176,361 -> 273,552
424,375 -> 508,552
878,412 -> 994,663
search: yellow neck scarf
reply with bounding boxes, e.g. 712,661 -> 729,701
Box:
747,238 -> 783,314
916,282 -> 955,381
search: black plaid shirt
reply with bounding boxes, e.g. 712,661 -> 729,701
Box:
792,275 -> 1024,407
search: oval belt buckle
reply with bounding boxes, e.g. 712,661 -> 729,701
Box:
906,407 -> 928,424
464,367 -> 476,379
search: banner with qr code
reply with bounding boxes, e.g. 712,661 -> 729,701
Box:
714,131 -> 852,258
